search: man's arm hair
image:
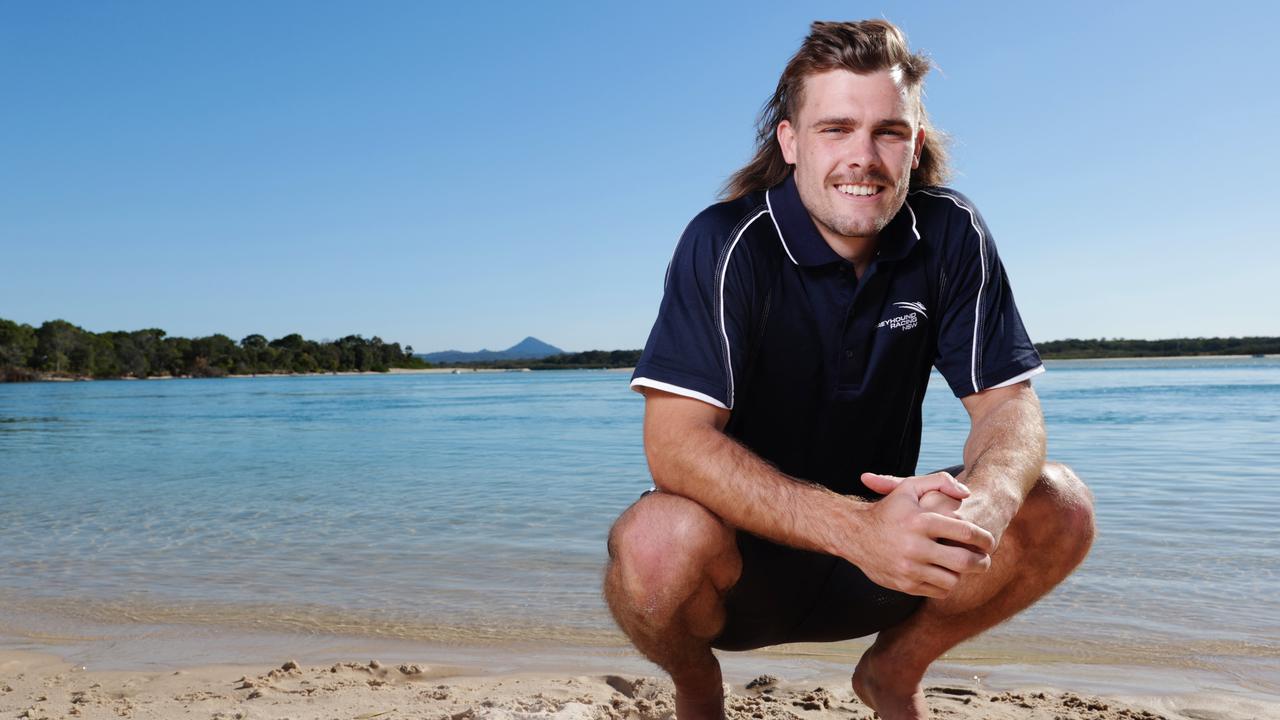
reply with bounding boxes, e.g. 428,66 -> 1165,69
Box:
955,380 -> 1047,544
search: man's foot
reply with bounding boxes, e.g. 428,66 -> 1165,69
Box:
851,649 -> 929,720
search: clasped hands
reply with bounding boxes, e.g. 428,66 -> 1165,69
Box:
845,470 -> 996,599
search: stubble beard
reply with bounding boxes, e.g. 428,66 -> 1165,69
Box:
811,172 -> 911,242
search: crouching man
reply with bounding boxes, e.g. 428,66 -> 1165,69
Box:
605,19 -> 1095,720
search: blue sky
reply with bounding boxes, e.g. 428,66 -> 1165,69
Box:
2,1 -> 1277,353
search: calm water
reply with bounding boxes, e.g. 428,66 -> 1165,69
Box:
1,360 -> 1277,695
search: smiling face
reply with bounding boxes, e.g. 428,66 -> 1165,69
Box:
777,68 -> 924,259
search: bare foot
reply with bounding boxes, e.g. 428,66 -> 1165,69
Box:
852,650 -> 929,720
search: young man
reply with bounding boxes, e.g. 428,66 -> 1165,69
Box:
604,20 -> 1095,720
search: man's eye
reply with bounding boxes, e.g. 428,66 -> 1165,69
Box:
822,127 -> 847,134
877,129 -> 906,138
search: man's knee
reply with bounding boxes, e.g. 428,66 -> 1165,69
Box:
1025,461 -> 1096,565
605,492 -> 740,615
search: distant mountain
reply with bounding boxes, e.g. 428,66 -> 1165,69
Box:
421,336 -> 565,364
504,336 -> 562,358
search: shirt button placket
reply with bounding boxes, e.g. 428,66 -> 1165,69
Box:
837,263 -> 859,382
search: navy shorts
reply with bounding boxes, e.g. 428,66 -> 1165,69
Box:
700,464 -> 964,651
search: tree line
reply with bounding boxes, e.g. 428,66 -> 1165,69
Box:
0,317 -> 429,382
1037,336 -> 1279,359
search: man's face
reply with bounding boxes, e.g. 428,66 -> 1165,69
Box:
777,68 -> 924,249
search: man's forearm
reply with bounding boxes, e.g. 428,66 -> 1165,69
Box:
641,391 -> 995,597
644,413 -> 862,558
958,383 -> 1047,540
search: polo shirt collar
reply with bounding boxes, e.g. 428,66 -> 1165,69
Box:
764,172 -> 921,267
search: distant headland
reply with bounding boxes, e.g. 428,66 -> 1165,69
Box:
1,317 -> 1275,382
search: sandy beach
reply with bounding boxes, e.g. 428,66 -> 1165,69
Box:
3,650 -> 1277,720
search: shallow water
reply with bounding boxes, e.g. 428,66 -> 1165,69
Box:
1,358 -> 1277,695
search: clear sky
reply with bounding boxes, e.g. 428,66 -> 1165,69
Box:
3,1 -> 1277,353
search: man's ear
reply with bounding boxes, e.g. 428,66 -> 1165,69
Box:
777,119 -> 797,165
912,126 -> 925,169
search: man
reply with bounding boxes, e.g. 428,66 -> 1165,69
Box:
603,19 -> 1095,720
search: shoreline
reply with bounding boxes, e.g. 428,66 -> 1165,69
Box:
1040,353 -> 1271,362
2,604 -> 1276,705
1,367 -> 533,383
1,647 -> 1274,720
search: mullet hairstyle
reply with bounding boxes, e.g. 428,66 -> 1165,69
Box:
722,20 -> 951,201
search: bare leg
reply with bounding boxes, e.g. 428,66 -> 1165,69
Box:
604,492 -> 742,720
852,461 -> 1096,720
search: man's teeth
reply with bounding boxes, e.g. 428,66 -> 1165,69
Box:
837,184 -> 879,196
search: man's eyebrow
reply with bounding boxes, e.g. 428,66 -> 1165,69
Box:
809,116 -> 914,128
810,116 -> 859,127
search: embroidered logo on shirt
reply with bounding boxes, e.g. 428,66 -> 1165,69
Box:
892,301 -> 928,318
878,301 -> 928,331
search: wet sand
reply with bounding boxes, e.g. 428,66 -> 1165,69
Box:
2,651 -> 1276,720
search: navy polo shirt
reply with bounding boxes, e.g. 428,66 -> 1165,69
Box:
631,174 -> 1044,496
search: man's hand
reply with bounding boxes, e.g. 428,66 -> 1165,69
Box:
867,470 -> 996,556
846,472 -> 995,599
865,471 -> 964,516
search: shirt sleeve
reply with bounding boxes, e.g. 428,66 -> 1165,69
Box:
630,207 -> 760,410
930,192 -> 1044,398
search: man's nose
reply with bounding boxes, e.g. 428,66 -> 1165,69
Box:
844,131 -> 878,169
